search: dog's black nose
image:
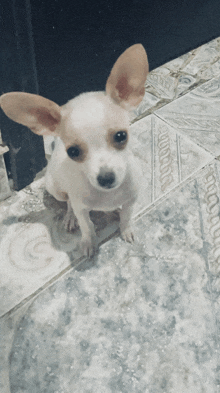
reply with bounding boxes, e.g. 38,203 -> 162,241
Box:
97,171 -> 115,188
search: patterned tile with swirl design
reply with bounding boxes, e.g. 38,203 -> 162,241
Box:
0,178 -> 120,317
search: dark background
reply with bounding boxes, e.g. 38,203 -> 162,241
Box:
30,0 -> 220,104
1,0 -> 220,189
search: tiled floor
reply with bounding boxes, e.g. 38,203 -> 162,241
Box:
1,37 -> 220,392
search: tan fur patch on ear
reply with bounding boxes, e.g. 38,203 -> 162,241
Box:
0,92 -> 61,135
116,75 -> 133,101
106,44 -> 149,110
29,107 -> 61,132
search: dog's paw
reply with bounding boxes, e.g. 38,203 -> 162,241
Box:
121,227 -> 135,243
80,236 -> 97,258
63,210 -> 79,232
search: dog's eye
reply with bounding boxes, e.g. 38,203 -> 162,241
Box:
114,131 -> 127,143
67,145 -> 81,159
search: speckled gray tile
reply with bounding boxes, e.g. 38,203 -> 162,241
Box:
156,76 -> 220,156
0,303 -> 30,393
132,37 -> 220,121
2,161 -> 220,393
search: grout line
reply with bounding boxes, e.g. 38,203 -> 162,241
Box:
154,112 -> 217,158
133,158 -> 216,222
176,134 -> 182,183
0,262 -> 80,320
151,116 -> 155,203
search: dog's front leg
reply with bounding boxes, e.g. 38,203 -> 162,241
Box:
72,204 -> 96,258
119,199 -> 136,243
63,199 -> 79,231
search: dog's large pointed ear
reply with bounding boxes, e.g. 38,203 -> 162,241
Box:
106,44 -> 149,110
0,92 -> 61,135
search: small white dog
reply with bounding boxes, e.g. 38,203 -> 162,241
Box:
0,44 -> 149,257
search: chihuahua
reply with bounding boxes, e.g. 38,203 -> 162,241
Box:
0,44 -> 149,257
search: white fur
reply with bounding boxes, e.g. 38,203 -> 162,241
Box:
45,92 -> 142,256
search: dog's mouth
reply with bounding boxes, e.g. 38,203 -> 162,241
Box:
99,184 -> 116,190
86,166 -> 126,191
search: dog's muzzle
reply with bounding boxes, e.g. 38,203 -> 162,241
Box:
97,171 -> 115,189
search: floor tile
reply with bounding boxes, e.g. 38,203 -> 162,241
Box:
132,37 -> 220,121
2,161 -> 220,393
181,38 -> 220,76
131,114 -> 213,214
156,76 -> 220,156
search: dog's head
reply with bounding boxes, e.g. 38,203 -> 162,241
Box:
0,44 -> 148,191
